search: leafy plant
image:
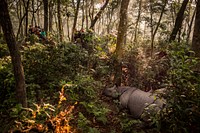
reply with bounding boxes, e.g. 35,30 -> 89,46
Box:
159,42 -> 200,132
120,115 -> 143,133
9,84 -> 77,132
80,101 -> 109,124
77,112 -> 100,133
22,43 -> 90,102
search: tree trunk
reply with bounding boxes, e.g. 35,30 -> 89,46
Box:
49,0 -> 53,32
85,0 -> 89,30
114,0 -> 130,86
187,7 -> 196,43
16,0 -> 24,37
31,0 -> 36,26
57,0 -> 63,42
81,0 -> 85,29
37,0 -> 40,25
0,0 -> 27,107
134,0 -> 143,43
66,6 -> 70,41
90,0 -> 109,29
0,24 -> 2,34
169,0 -> 189,42
192,0 -> 200,70
43,0 -> 48,33
23,0 -> 30,37
150,0 -> 168,56
149,0 -> 154,54
89,0 -> 95,23
71,0 -> 81,41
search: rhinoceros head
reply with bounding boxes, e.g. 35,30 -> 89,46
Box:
103,85 -> 120,98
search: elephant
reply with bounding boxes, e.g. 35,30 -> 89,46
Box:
103,85 -> 165,119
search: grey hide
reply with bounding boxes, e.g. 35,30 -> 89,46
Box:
103,85 -> 164,119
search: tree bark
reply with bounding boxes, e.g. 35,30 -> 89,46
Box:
114,0 -> 130,86
169,0 -> 189,42
31,0 -> 36,26
43,0 -> 48,33
134,0 -> 143,43
0,0 -> 27,107
37,0 -> 40,25
187,7 -> 196,43
85,0 -> 89,30
0,24 -> 2,34
192,0 -> 200,70
49,0 -> 53,32
90,0 -> 110,29
89,0 -> 95,23
22,0 -> 30,37
71,0 -> 81,41
81,0 -> 85,29
16,0 -> 24,37
150,0 -> 168,56
57,0 -> 63,42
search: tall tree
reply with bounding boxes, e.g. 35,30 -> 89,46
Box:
0,0 -> 27,107
150,0 -> 168,56
81,0 -> 85,29
31,0 -> 36,26
169,0 -> 189,42
192,0 -> 200,70
134,0 -> 143,43
71,0 -> 81,41
57,0 -> 63,42
187,7 -> 196,43
43,0 -> 48,33
49,0 -> 53,32
16,0 -> 24,37
114,0 -> 130,86
90,0 -> 110,29
85,0 -> 89,29
22,0 -> 30,37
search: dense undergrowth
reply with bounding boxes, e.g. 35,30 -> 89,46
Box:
0,33 -> 200,132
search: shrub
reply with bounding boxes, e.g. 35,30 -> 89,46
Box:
159,42 -> 200,133
22,43 -> 90,102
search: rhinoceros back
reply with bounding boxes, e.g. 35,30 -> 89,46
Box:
119,87 -> 137,108
126,89 -> 161,118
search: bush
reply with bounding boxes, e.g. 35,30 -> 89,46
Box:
22,43 -> 90,103
159,42 -> 200,132
0,56 -> 15,110
64,74 -> 110,127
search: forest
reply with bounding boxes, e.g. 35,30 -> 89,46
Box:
0,0 -> 200,132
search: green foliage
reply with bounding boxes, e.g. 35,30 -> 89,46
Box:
159,42 -> 200,132
78,112 -> 100,133
12,103 -> 55,122
0,43 -> 9,58
64,75 -> 99,101
80,101 -> 109,124
28,34 -> 39,44
6,103 -> 56,132
77,112 -> 91,131
121,118 -> 140,132
22,43 -> 90,102
64,74 -> 109,125
0,56 -> 16,110
120,114 -> 145,133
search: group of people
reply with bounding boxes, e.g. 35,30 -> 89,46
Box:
28,25 -> 46,41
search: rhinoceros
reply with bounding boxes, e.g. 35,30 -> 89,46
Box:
103,85 -> 164,119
